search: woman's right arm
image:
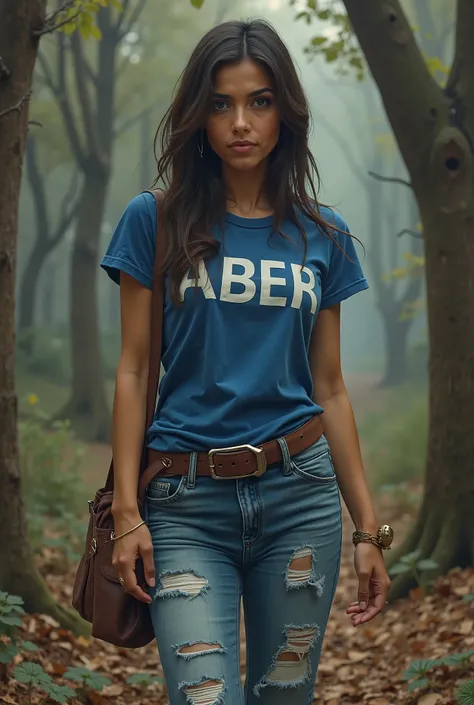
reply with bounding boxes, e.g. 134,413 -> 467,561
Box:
111,272 -> 155,603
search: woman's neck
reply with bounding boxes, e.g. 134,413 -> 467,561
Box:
224,162 -> 273,218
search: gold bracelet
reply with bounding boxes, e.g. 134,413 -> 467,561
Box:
352,527 -> 393,550
111,520 -> 145,541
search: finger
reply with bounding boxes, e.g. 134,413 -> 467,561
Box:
140,541 -> 156,588
346,604 -> 363,614
353,593 -> 386,625
123,564 -> 152,604
357,570 -> 370,611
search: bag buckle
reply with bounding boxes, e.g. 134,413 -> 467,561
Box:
208,444 -> 267,480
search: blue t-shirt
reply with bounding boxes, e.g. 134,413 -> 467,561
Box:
101,192 -> 368,452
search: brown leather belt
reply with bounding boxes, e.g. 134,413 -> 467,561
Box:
142,414 -> 324,488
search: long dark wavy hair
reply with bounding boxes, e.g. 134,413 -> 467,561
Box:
154,18 -> 345,305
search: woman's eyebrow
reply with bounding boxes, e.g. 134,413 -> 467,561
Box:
212,87 -> 274,99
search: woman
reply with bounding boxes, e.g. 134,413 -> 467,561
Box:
101,18 -> 392,705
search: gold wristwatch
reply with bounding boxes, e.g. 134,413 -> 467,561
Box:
352,525 -> 394,551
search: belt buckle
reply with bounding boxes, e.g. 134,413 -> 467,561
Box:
208,444 -> 267,480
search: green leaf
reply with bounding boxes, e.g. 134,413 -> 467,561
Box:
455,679 -> 474,705
400,549 -> 422,564
0,643 -> 19,663
5,595 -> 24,606
41,683 -> 76,704
462,593 -> 474,602
110,0 -> 123,10
441,650 -> 474,667
407,677 -> 429,692
416,558 -> 439,571
14,662 -> 52,686
0,615 -> 23,627
311,36 -> 328,46
317,9 -> 330,20
90,24 -> 102,40
126,673 -> 163,686
21,640 -> 39,652
402,659 -> 439,681
389,563 -> 411,576
64,667 -> 111,691
190,0 -> 205,7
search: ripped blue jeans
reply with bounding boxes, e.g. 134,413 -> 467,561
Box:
145,433 -> 342,705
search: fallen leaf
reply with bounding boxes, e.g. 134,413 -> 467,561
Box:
417,694 -> 442,705
102,684 -> 124,697
459,619 -> 473,634
347,650 -> 370,662
0,696 -> 19,704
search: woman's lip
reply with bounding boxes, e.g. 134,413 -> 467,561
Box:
229,143 -> 255,153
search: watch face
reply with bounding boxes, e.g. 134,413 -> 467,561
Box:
377,525 -> 394,547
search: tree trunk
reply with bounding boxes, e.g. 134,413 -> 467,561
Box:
41,255 -> 56,326
17,239 -> 51,354
55,165 -> 110,441
340,0 -> 474,598
0,0 -> 86,633
379,300 -> 410,386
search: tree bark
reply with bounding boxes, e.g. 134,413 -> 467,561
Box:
342,0 -> 474,597
0,0 -> 87,633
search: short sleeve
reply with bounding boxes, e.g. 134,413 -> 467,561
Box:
320,211 -> 369,310
100,192 -> 157,289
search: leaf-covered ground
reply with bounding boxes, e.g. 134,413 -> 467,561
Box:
1,496 -> 473,705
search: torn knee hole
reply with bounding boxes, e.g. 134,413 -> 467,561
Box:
157,571 -> 208,599
182,678 -> 224,705
177,642 -> 225,658
254,626 -> 319,692
287,547 -> 312,583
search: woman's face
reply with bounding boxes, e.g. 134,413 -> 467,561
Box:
205,58 -> 280,173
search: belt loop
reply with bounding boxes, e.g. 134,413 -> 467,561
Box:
277,437 -> 293,476
187,452 -> 198,489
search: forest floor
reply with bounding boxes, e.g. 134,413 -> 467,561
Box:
2,372 -> 473,704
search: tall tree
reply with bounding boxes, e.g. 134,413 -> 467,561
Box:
0,0 -> 91,630
293,0 -> 474,597
18,135 -> 80,351
37,3 -> 148,441
313,83 -> 423,386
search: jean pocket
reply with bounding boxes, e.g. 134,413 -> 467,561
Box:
290,435 -> 337,484
146,475 -> 187,504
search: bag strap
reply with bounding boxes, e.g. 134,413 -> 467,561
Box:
104,189 -> 166,494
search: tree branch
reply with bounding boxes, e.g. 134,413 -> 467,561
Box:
26,136 -> 50,244
341,0 -> 447,188
397,228 -> 423,239
51,172 -> 81,248
0,91 -> 32,120
117,0 -> 148,40
70,32 -> 98,154
115,104 -> 155,139
34,7 -> 82,36
368,170 -> 413,189
56,33 -> 87,168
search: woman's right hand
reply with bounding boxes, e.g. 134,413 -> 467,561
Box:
111,516 -> 155,604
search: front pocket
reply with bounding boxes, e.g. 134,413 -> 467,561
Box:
290,436 -> 337,484
146,475 -> 187,504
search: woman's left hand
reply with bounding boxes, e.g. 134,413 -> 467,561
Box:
346,542 -> 391,626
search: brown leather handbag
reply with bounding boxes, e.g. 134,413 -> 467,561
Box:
72,190 -> 166,648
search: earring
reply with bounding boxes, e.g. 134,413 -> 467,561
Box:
198,130 -> 204,158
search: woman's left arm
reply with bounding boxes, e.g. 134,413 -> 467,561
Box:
309,304 -> 391,625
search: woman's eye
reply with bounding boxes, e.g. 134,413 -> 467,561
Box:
214,100 -> 228,111
253,97 -> 271,108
